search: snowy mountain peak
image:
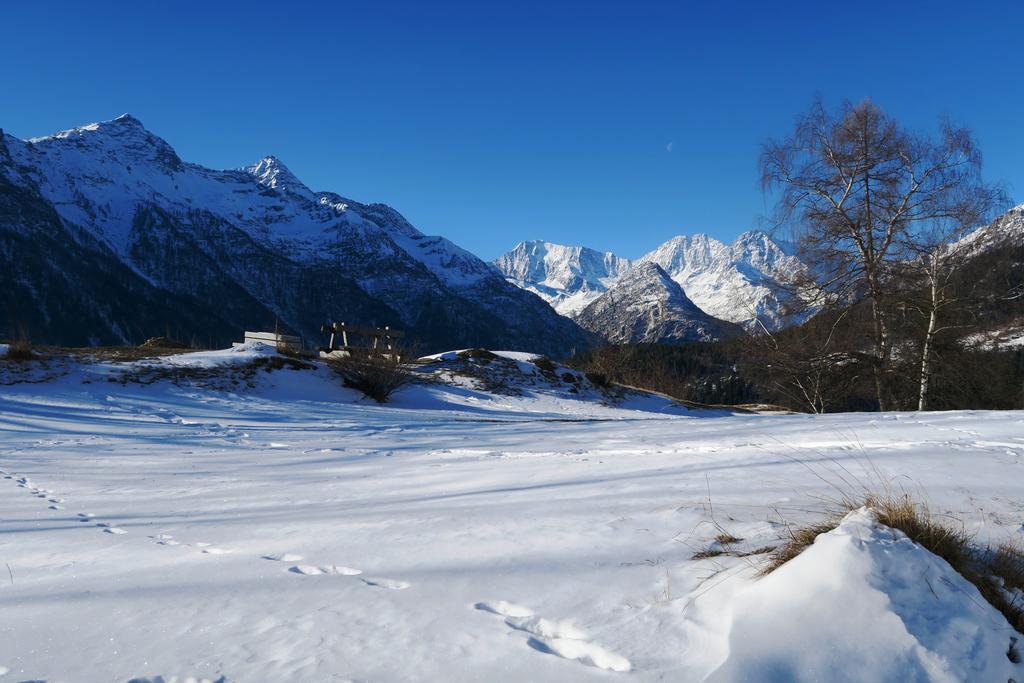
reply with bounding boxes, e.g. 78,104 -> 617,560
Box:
497,240 -> 630,286
616,261 -> 682,292
245,155 -> 310,195
112,112 -> 144,126
575,261 -> 739,343
492,239 -> 632,316
30,112 -> 149,142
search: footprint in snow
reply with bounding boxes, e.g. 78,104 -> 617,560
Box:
150,534 -> 181,546
476,600 -> 630,673
289,564 -> 362,576
103,527 -> 128,535
262,553 -> 304,562
474,601 -> 534,618
48,504 -> 62,510
201,547 -> 231,555
527,636 -> 631,673
77,512 -> 95,522
361,577 -> 410,590
505,615 -> 588,640
127,676 -> 230,683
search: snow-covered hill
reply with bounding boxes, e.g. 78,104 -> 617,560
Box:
0,115 -> 590,355
575,263 -> 740,343
1,348 -> 1021,681
494,231 -> 807,334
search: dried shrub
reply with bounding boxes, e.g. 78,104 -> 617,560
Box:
456,348 -> 499,362
531,356 -> 557,375
139,336 -> 190,349
327,352 -> 416,403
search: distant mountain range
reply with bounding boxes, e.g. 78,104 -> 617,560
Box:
0,115 -> 591,354
494,231 -> 809,343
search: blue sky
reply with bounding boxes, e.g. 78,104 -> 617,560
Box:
2,1 -> 1021,260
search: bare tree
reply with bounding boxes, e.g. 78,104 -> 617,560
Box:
762,98 -> 1001,410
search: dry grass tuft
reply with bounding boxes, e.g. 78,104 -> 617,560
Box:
763,518 -> 841,573
763,493 -> 1024,635
715,532 -> 743,545
4,338 -> 36,361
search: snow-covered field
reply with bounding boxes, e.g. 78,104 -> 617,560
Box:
1,349 -> 1022,682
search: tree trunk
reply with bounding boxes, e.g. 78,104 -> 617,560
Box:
868,280 -> 890,412
918,265 -> 941,411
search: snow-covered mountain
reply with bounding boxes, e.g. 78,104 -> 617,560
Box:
953,204 -> 1024,256
494,231 -> 807,334
493,241 -> 632,315
0,115 -> 591,354
574,262 -> 741,343
638,231 -> 806,331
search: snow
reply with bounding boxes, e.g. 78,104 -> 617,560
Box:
159,342 -> 279,367
1,352 -> 1022,681
492,350 -> 542,361
961,323 -> 1024,350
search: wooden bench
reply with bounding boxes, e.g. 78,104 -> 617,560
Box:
320,322 -> 405,360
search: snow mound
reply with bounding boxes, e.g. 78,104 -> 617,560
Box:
707,508 -> 1024,682
157,343 -> 279,368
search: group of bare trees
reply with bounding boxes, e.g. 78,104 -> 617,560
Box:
755,98 -> 1010,412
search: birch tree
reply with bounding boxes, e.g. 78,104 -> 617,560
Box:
761,98 -> 1000,410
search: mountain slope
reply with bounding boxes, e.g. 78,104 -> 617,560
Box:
954,204 -> 1024,256
0,116 -> 590,354
494,231 -> 807,333
574,262 -> 741,343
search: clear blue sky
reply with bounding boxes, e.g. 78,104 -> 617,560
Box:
2,1 -> 1021,260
